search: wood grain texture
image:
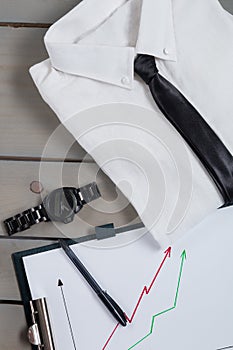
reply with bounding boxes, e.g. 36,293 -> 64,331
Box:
0,22 -> 50,28
0,304 -> 31,350
0,0 -> 81,23
0,161 -> 138,238
0,27 -> 88,160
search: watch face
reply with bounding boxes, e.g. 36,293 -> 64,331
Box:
43,188 -> 82,223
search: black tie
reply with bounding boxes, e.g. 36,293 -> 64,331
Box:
134,54 -> 233,207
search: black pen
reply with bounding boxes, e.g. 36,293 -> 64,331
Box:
59,239 -> 127,327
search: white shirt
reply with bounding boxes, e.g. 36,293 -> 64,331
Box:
30,0 -> 233,247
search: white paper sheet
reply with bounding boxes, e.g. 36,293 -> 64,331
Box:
23,207 -> 233,350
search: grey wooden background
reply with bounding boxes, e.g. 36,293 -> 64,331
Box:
0,1 -> 232,349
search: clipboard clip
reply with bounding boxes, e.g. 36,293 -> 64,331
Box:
28,298 -> 55,350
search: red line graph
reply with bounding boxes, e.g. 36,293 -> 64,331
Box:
102,247 -> 171,350
103,323 -> 120,349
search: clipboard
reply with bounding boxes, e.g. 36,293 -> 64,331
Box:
12,222 -> 144,350
12,208 -> 233,350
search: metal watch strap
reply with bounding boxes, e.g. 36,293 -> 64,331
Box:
4,204 -> 49,236
77,182 -> 101,204
4,183 -> 101,235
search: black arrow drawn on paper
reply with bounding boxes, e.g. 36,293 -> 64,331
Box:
58,279 -> 77,350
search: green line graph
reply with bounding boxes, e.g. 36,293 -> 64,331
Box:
128,250 -> 187,350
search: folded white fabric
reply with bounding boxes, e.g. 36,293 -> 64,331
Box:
30,0 -> 233,247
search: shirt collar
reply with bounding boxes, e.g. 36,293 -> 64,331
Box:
45,0 -> 177,90
136,0 -> 177,61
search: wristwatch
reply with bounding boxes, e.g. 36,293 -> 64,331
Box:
4,182 -> 101,236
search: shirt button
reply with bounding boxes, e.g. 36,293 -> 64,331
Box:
121,76 -> 130,85
163,48 -> 169,55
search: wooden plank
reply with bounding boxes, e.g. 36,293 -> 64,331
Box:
0,160 -> 138,239
0,27 -> 88,160
0,0 -> 81,23
0,304 -> 31,350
